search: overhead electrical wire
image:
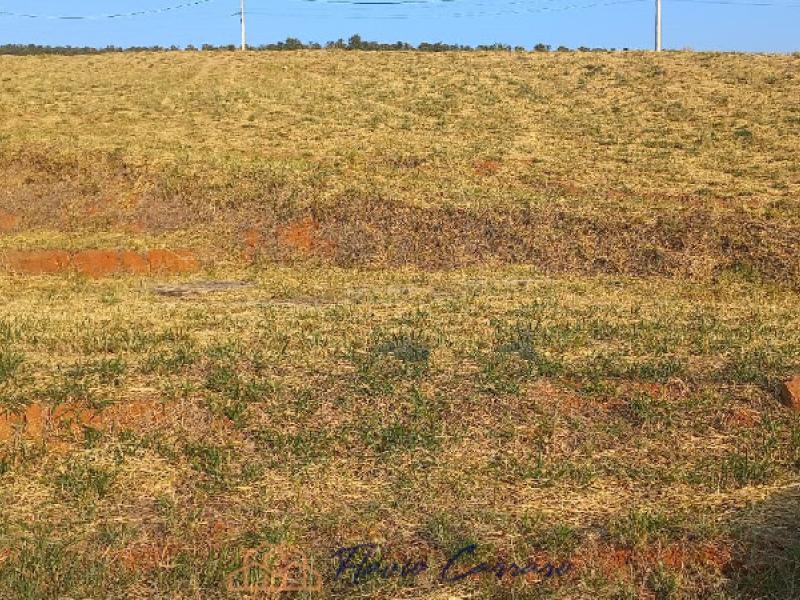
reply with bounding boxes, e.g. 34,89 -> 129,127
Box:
0,0 -> 222,20
0,0 -> 796,21
671,0 -> 800,5
249,0 -> 652,18
0,0 -> 648,22
244,0 -> 799,21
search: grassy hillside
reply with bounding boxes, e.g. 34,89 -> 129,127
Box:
0,51 -> 798,599
1,51 -> 798,278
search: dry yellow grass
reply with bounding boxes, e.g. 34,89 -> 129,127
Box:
0,51 -> 798,278
0,50 -> 799,598
0,268 -> 798,598
1,51 -> 798,203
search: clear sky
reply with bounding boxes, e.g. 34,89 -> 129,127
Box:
0,0 -> 798,52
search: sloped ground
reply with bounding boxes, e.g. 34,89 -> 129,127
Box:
0,51 -> 798,282
0,51 -> 799,598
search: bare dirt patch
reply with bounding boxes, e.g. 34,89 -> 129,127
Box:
2,250 -> 70,274
120,249 -> 150,274
276,217 -> 335,257
116,540 -> 183,573
72,249 -> 124,278
147,249 -> 199,274
779,376 -> 800,411
473,159 -> 501,176
241,227 -> 263,261
0,249 -> 200,277
0,400 -> 165,444
573,541 -> 733,581
0,211 -> 20,233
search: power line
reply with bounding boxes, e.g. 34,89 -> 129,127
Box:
672,0 -> 800,5
0,0 -> 651,47
246,0 -> 648,17
2,0 -> 796,20
0,0 -> 221,20
1,0 -> 797,53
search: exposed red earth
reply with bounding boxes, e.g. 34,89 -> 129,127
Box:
120,249 -> 151,274
567,541 -> 732,581
779,376 -> 800,411
473,159 -> 502,176
0,217 -> 334,277
0,400 -> 165,444
276,217 -> 335,257
241,227 -> 263,260
72,249 -> 126,278
146,249 -> 199,274
0,249 -> 199,277
2,250 -> 71,274
0,211 -> 20,233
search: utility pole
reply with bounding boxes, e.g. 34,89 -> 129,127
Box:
655,0 -> 662,51
240,0 -> 247,50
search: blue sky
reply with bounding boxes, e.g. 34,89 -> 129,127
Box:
0,0 -> 797,52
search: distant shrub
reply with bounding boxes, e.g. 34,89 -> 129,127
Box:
0,37 -> 597,55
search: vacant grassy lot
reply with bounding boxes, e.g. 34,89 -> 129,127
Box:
0,51 -> 798,278
0,270 -> 799,598
0,51 -> 799,598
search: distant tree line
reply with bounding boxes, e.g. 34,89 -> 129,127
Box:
0,35 -> 629,55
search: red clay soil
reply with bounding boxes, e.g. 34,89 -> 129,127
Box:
276,217 -> 335,257
242,227 -> 263,260
780,375 -> 800,411
0,403 -> 98,442
727,407 -> 762,428
0,249 -> 199,277
121,250 -> 151,274
473,159 -> 502,176
72,249 -> 125,278
117,518 -> 228,572
116,540 -> 183,573
147,249 -> 199,274
3,250 -> 70,274
0,400 -> 165,443
568,541 -> 732,580
0,211 -> 20,233
243,227 -> 262,249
